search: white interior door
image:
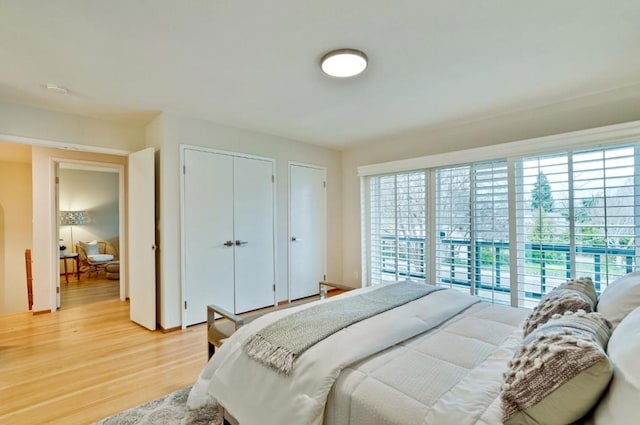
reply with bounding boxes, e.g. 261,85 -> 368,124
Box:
183,150 -> 235,326
233,156 -> 275,313
289,164 -> 326,300
128,147 -> 157,330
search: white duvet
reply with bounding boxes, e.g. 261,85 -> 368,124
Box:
324,301 -> 527,425
188,286 -> 527,425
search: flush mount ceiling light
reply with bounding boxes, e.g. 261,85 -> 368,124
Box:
320,49 -> 368,78
44,83 -> 69,94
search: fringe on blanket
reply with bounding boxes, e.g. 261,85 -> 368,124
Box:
244,334 -> 295,375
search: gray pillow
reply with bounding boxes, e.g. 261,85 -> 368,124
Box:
522,277 -> 597,336
557,277 -> 597,305
502,311 -> 613,425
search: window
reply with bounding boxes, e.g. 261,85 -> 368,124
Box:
515,145 -> 640,307
435,166 -> 470,293
363,140 -> 640,307
435,161 -> 510,304
514,153 -> 571,307
367,171 -> 426,284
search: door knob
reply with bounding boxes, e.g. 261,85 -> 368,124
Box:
223,240 -> 234,247
291,237 -> 302,242
235,240 -> 248,246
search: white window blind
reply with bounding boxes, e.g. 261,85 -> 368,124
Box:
514,145 -> 640,307
434,162 -> 510,303
473,161 -> 510,304
435,166 -> 471,294
364,139 -> 640,308
514,154 -> 571,308
368,171 -> 426,284
572,146 -> 639,293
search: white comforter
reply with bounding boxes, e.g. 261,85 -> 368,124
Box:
188,285 -> 489,425
324,301 -> 527,425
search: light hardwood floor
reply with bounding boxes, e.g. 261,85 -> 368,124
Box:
0,278 -> 208,425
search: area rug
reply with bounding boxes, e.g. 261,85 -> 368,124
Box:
94,385 -> 222,425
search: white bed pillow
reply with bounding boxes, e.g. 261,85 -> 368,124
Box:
597,270 -> 640,327
79,240 -> 99,256
592,306 -> 640,424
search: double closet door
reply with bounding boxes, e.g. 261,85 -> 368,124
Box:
182,148 -> 275,326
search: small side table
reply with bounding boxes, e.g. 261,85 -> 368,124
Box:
60,253 -> 80,284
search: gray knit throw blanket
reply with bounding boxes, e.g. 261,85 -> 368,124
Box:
243,281 -> 443,375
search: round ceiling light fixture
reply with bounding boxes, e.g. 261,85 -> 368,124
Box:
320,49 -> 368,78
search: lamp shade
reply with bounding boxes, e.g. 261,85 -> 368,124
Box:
60,210 -> 87,226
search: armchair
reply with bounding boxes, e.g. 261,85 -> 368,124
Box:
76,241 -> 117,279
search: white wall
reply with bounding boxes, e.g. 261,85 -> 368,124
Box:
0,161 -> 32,314
58,168 -> 120,255
151,112 -> 343,329
31,147 -> 127,313
0,104 -> 144,314
0,102 -> 145,153
341,86 -> 640,287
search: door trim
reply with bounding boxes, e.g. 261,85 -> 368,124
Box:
3,130 -> 129,314
52,157 -> 127,306
287,161 -> 327,302
180,144 -> 277,328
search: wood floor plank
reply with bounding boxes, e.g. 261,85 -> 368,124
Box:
0,279 -> 208,425
0,279 -> 343,424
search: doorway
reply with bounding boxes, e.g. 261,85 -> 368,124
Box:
55,160 -> 126,309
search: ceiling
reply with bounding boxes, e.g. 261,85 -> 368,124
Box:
1,1 -> 640,149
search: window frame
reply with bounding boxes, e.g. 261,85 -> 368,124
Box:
360,120 -> 640,307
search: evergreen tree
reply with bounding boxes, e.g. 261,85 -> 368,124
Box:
529,172 -> 559,263
531,172 -> 554,213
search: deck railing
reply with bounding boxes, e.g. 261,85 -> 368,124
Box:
379,236 -> 635,298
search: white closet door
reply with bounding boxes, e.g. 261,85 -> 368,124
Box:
233,156 -> 275,313
289,164 -> 326,300
183,150 -> 235,325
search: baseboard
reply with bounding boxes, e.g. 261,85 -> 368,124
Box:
277,288 -> 342,306
160,325 -> 181,333
33,309 -> 52,315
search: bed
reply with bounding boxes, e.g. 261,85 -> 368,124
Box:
188,276 -> 640,425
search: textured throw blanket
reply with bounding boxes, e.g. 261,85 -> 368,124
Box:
244,281 -> 443,374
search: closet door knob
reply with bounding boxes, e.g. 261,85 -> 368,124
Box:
235,240 -> 248,246
223,240 -> 234,247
